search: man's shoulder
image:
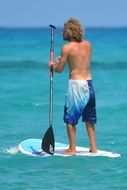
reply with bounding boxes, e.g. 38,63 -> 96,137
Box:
62,43 -> 71,52
62,42 -> 77,50
82,40 -> 92,51
61,44 -> 70,56
63,42 -> 71,48
82,40 -> 91,46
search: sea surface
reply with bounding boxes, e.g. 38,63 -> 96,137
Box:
0,27 -> 127,190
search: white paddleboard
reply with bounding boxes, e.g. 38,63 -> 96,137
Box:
18,139 -> 120,158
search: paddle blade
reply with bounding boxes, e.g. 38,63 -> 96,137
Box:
41,126 -> 55,155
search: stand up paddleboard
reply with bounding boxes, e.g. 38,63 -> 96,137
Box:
18,139 -> 120,158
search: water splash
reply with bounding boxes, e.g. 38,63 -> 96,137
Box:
5,146 -> 19,155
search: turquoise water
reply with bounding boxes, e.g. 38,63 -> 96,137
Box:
0,28 -> 127,189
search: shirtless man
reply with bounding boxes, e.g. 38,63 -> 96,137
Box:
48,18 -> 97,155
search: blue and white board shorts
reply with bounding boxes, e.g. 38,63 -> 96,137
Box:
64,80 -> 97,126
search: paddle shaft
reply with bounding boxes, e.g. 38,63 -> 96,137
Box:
49,25 -> 56,127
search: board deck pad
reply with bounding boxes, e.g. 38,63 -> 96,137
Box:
18,139 -> 120,158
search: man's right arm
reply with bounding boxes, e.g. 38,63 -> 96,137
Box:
49,45 -> 68,73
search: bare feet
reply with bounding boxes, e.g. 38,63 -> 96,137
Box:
89,148 -> 97,153
63,148 -> 76,156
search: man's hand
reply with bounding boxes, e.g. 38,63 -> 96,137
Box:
48,56 -> 65,73
48,56 -> 61,70
56,56 -> 61,64
48,61 -> 54,69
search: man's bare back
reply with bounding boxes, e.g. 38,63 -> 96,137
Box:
50,40 -> 92,81
65,40 -> 92,80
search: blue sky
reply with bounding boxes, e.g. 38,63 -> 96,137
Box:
0,0 -> 127,27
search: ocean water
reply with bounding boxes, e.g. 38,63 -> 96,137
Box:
0,27 -> 127,190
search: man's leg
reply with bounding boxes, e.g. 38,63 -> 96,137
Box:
86,122 -> 97,153
64,124 -> 76,155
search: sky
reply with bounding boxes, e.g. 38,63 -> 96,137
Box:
0,0 -> 127,28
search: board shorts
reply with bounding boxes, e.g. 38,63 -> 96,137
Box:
63,79 -> 97,126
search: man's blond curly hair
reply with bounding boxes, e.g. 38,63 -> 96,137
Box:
64,18 -> 84,42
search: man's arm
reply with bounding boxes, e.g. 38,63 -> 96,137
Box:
49,45 -> 68,73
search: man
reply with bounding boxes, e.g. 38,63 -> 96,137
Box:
48,18 -> 97,155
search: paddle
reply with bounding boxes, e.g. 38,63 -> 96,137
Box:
41,25 -> 56,155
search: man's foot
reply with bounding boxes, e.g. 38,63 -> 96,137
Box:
89,148 -> 97,153
63,148 -> 76,156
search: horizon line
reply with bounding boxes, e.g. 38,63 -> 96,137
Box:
0,25 -> 127,29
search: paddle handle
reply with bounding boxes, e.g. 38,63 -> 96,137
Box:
49,25 -> 56,77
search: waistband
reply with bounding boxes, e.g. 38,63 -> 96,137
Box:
69,79 -> 92,85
